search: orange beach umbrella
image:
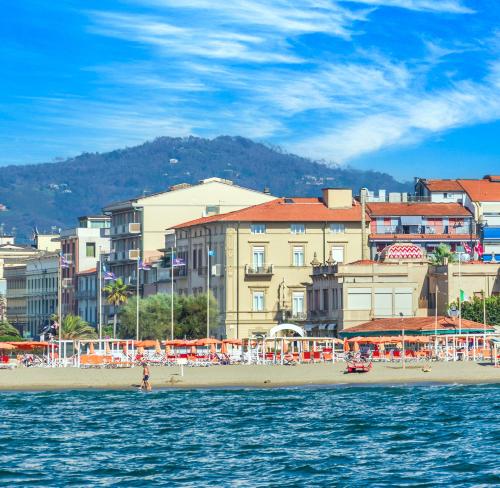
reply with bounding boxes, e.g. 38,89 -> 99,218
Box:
0,342 -> 15,350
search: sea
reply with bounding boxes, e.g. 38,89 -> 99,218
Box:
0,384 -> 499,487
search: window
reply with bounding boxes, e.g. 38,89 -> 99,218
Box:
253,291 -> 264,311
252,247 -> 265,269
292,292 -> 304,317
292,246 -> 304,267
251,224 -> 266,234
291,223 -> 305,234
331,246 -> 344,263
322,289 -> 329,311
348,288 -> 371,310
193,249 -> 197,269
86,242 -> 96,258
330,223 -> 345,234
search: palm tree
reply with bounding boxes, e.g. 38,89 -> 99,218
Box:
429,243 -> 457,265
61,315 -> 97,340
103,278 -> 130,338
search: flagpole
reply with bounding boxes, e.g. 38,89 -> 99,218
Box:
458,253 -> 462,335
58,253 -> 62,362
170,234 -> 176,341
206,245 -> 210,339
136,256 -> 140,341
98,246 -> 102,341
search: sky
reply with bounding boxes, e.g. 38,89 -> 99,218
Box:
1,0 -> 500,180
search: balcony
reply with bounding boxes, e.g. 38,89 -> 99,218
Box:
245,264 -> 274,277
110,223 -> 141,237
373,224 -> 472,236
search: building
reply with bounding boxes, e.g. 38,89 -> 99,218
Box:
170,188 -> 368,338
103,177 -> 276,286
366,201 -> 476,258
75,268 -> 98,326
306,243 -> 430,333
25,253 -> 59,337
4,264 -> 28,335
59,215 -> 111,317
416,175 -> 500,260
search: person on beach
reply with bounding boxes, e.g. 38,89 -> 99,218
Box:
141,362 -> 152,391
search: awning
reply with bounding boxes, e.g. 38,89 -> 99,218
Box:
319,323 -> 329,330
327,324 -> 337,330
401,216 -> 422,225
303,324 -> 316,331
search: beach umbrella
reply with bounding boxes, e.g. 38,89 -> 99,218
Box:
89,342 -> 95,354
135,340 -> 157,348
343,339 -> 350,353
221,342 -> 228,355
0,342 -> 15,350
155,340 -> 162,354
282,339 -> 289,354
122,343 -> 128,355
7,341 -> 50,350
165,345 -> 171,355
105,342 -> 111,355
223,339 -> 242,345
353,341 -> 360,353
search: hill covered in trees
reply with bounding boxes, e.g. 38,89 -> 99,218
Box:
0,136 -> 411,238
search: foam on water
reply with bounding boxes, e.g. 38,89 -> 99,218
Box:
1,385 -> 499,486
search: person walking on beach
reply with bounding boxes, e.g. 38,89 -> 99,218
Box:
141,362 -> 152,391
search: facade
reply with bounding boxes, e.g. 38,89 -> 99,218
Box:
416,175 -> 500,260
75,268 -> 98,326
170,189 -> 369,338
25,253 -> 59,337
366,201 -> 475,258
59,215 -> 111,317
307,243 -> 430,333
103,177 -> 275,286
4,264 -> 28,335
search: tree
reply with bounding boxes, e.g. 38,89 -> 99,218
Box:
61,315 -> 97,340
0,320 -> 22,342
103,278 -> 131,338
429,243 -> 457,265
118,293 -> 219,340
450,295 -> 500,326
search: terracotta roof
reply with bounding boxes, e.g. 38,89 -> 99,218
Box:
347,259 -> 377,265
173,197 -> 368,229
457,178 -> 500,202
77,268 -> 97,275
421,179 -> 464,191
343,316 -> 495,335
366,202 -> 471,217
369,233 -> 477,241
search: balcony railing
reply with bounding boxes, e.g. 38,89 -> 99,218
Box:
245,264 -> 274,276
373,225 -> 471,235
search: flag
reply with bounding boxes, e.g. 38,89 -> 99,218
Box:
138,259 -> 151,271
474,242 -> 484,257
172,257 -> 185,267
59,252 -> 69,268
462,242 -> 472,255
459,289 -> 468,302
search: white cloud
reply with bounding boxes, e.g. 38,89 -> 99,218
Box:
340,0 -> 473,14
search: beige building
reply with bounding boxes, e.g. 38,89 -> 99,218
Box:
307,243 -> 430,333
170,189 -> 368,338
430,261 -> 500,314
4,264 -> 28,335
103,177 -> 275,284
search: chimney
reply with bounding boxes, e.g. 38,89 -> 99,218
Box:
322,188 -> 352,209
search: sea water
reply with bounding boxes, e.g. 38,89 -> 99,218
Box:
0,385 -> 499,487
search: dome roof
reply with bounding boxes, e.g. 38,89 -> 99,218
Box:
380,243 -> 425,261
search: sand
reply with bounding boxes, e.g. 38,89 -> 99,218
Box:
0,361 -> 499,391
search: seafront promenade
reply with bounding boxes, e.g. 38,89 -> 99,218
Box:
1,362 -> 499,390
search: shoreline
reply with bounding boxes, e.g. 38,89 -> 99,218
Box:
1,362 -> 499,391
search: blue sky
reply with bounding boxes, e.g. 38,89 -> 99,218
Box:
1,0 -> 500,180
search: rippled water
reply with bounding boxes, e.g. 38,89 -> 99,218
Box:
1,385 -> 499,487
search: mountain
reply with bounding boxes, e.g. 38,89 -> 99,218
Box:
0,136 -> 411,238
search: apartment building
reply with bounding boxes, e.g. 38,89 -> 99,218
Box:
4,264 -> 28,336
366,201 -> 476,258
59,215 -> 111,317
103,178 -> 275,286
306,243 -> 430,333
169,188 -> 369,338
25,253 -> 59,337
416,175 -> 500,260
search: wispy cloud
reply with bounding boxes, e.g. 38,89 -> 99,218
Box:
340,0 -> 473,14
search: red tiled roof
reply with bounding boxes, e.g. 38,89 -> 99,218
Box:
421,179 -> 464,191
366,202 -> 471,217
347,259 -> 377,265
369,233 -> 477,241
173,197 -> 368,229
77,268 -> 96,275
344,316 -> 495,334
457,178 -> 500,202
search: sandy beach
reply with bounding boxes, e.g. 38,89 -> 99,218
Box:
0,362 -> 499,391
